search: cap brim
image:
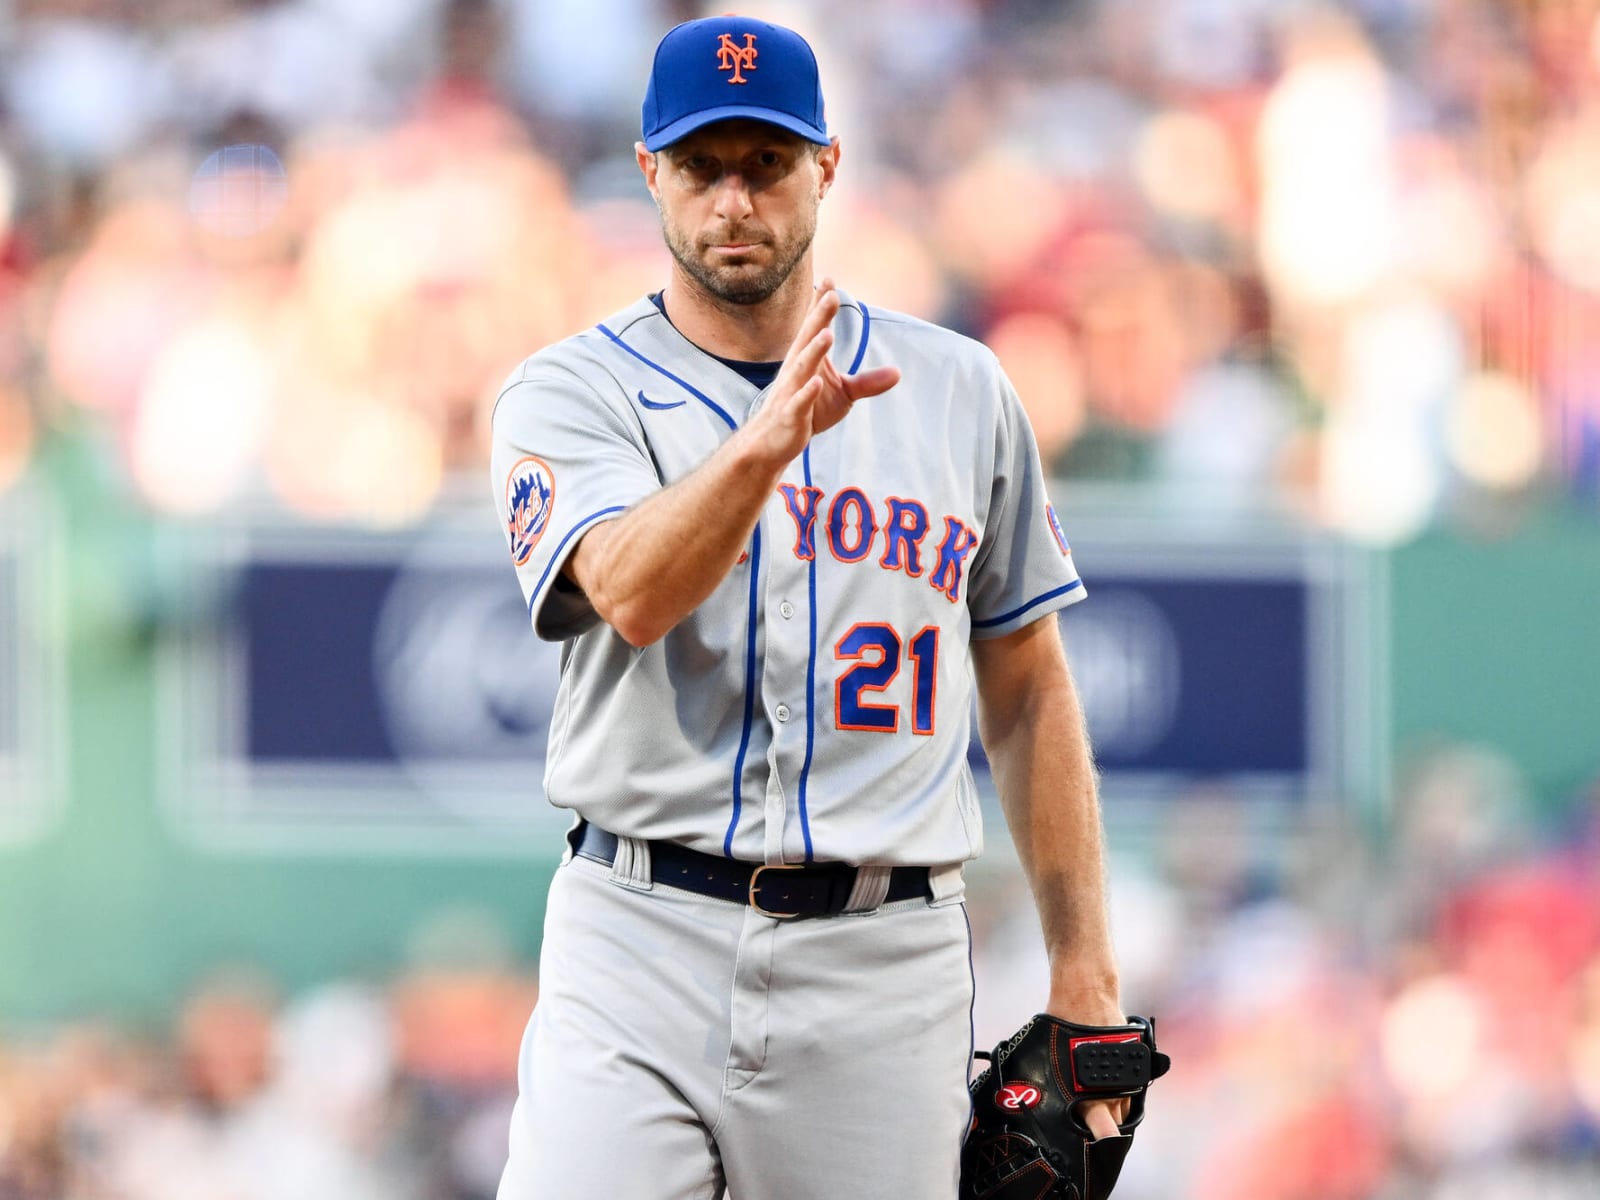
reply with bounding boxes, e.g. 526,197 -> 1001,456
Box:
644,105 -> 829,152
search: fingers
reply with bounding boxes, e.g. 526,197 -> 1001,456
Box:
1080,1100 -> 1123,1142
776,280 -> 898,442
785,277 -> 840,360
792,374 -> 824,407
787,325 -> 835,392
842,364 -> 901,401
803,350 -> 897,440
819,350 -> 898,400
789,281 -> 899,402
774,280 -> 839,406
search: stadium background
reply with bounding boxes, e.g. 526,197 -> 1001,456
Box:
2,0 -> 1599,1196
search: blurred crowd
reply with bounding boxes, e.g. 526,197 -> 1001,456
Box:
1,745 -> 1597,1199
1,0 -> 1599,538
0,952 -> 538,1199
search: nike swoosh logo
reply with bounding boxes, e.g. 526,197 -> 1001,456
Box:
636,389 -> 685,411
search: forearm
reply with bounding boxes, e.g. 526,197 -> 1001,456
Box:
981,676 -> 1121,1012
571,424 -> 788,646
566,283 -> 898,647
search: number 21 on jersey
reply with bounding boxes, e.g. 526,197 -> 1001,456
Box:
834,622 -> 938,735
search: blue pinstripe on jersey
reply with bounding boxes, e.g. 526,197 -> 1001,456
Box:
725,525 -> 762,858
847,301 -> 872,374
970,579 -> 1084,629
796,447 -> 819,862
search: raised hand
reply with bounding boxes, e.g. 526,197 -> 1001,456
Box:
748,279 -> 901,465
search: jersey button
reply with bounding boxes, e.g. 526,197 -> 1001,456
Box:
775,704 -> 791,723
779,601 -> 795,620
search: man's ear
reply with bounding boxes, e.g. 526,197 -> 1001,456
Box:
636,141 -> 660,202
819,137 -> 840,197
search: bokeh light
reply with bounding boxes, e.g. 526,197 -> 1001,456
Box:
1320,412 -> 1440,544
132,317 -> 271,514
1396,144 -> 1500,301
1258,29 -> 1396,306
1381,973 -> 1486,1101
1133,109 -> 1241,226
1525,110 -> 1600,294
1447,372 -> 1545,491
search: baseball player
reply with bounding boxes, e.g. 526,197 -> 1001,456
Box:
490,15 -> 1131,1198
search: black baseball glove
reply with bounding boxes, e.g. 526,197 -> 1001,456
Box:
960,1014 -> 1170,1200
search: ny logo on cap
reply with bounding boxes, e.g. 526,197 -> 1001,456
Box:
716,33 -> 758,84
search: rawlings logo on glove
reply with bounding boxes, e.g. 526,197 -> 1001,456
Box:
960,1015 -> 1170,1200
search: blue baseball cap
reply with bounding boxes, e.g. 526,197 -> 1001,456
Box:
642,16 -> 829,152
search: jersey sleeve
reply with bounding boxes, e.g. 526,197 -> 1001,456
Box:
490,361 -> 660,641
966,360 -> 1086,639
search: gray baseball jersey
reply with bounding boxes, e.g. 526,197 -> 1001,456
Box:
490,290 -> 1084,867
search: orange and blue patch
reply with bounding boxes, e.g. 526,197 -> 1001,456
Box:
506,456 -> 556,566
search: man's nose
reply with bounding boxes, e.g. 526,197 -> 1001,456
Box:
712,172 -> 754,220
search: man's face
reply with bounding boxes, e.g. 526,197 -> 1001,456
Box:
640,120 -> 837,306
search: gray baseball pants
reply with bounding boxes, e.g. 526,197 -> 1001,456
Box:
497,843 -> 974,1198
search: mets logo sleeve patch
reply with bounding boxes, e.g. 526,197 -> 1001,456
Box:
490,349 -> 664,642
506,456 -> 557,567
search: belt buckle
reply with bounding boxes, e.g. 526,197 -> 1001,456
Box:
749,863 -> 806,919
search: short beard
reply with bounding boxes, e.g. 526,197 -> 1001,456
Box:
661,214 -> 815,307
